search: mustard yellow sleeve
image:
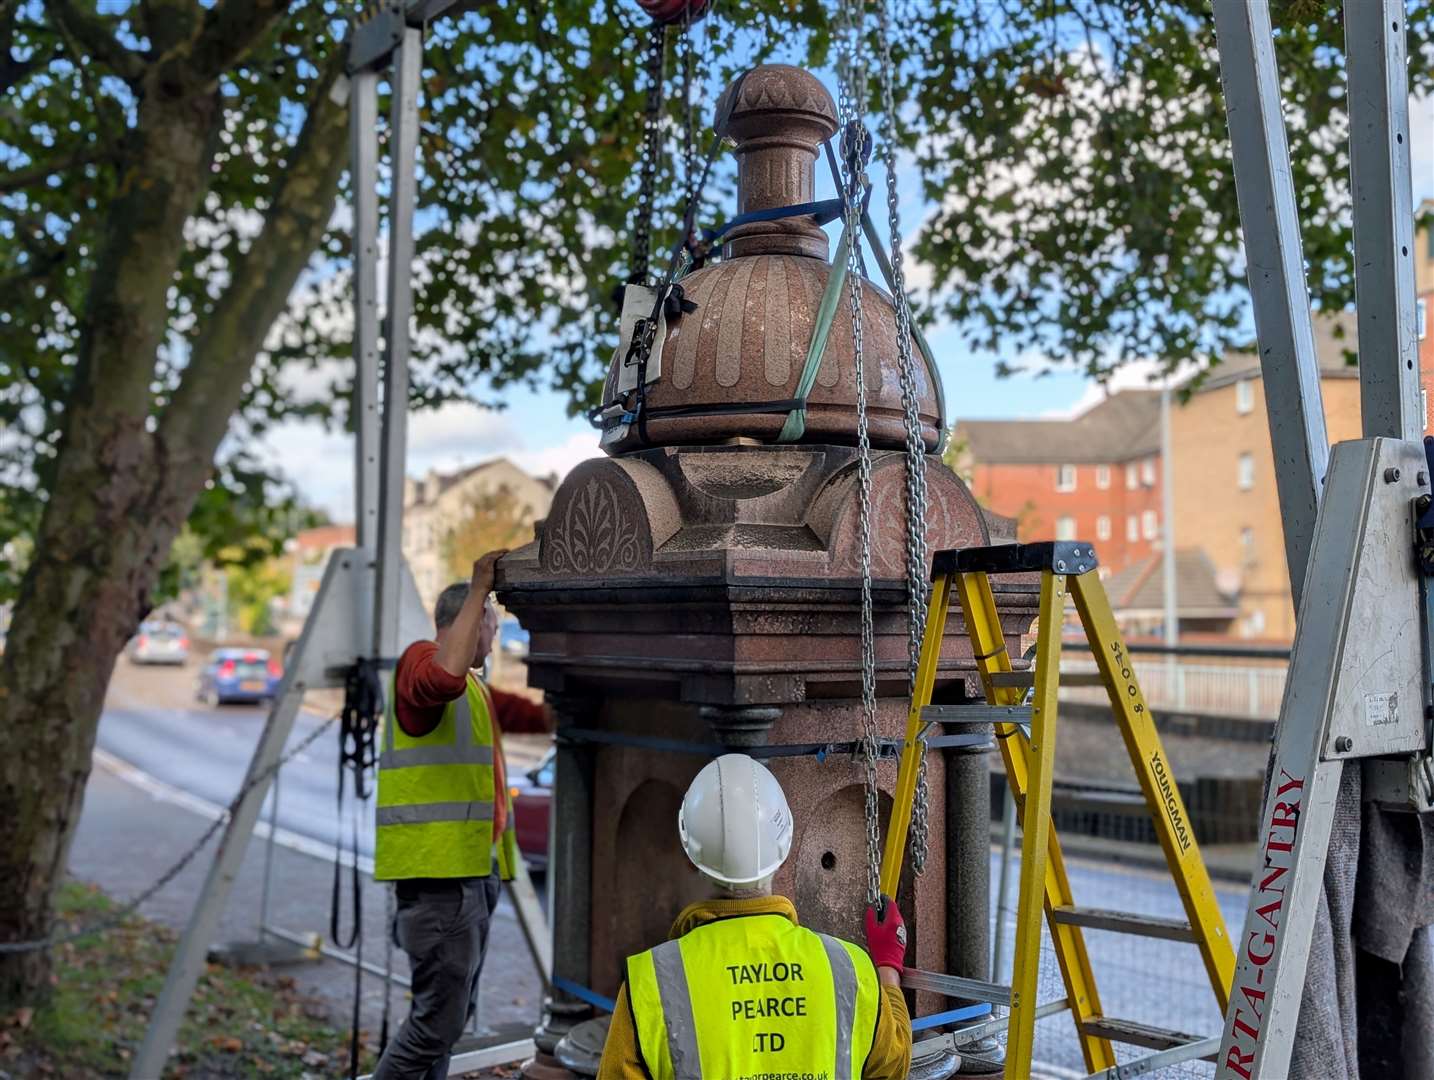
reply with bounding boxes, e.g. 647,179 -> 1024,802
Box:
596,984 -> 649,1080
862,983 -> 912,1080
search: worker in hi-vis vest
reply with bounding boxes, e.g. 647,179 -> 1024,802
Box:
371,549 -> 553,1080
598,754 -> 913,1080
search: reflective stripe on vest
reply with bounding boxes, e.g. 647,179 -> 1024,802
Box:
626,913 -> 879,1080
375,674 -> 515,881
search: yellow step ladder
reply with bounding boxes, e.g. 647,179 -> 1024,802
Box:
882,541 -> 1235,1078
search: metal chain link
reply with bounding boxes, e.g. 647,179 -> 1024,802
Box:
874,0 -> 933,877
630,20 -> 668,285
680,2 -> 698,209
0,710 -> 342,954
835,0 -> 880,911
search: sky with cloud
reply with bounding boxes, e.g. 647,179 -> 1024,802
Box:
254,54 -> 1434,522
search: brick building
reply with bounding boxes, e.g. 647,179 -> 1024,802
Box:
953,391 -> 1164,577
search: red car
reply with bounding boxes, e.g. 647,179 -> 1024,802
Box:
509,747 -> 553,870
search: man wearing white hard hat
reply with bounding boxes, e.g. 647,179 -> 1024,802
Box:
597,754 -> 913,1080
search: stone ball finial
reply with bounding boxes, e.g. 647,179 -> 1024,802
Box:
715,65 -> 838,260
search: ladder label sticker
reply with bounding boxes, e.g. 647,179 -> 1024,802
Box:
1149,752 -> 1193,853
1363,690 -> 1399,728
1220,768 -> 1305,1079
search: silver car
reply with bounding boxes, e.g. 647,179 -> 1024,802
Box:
126,620 -> 191,665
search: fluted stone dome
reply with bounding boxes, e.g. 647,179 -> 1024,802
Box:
602,64 -> 942,455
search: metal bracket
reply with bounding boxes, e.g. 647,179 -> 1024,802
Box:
612,284 -> 667,394
1312,439 -> 1426,761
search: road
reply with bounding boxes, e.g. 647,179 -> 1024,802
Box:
95,658 -> 1243,1078
99,658 -> 548,862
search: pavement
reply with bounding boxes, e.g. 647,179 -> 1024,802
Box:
70,656 -> 548,1073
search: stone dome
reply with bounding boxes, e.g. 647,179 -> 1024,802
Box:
601,64 -> 942,455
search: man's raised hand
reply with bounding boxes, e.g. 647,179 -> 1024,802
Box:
470,549 -> 509,597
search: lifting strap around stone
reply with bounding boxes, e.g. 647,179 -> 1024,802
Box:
776,226 -> 853,443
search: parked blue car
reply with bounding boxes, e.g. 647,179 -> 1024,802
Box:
196,648 -> 282,706
499,617 -> 530,657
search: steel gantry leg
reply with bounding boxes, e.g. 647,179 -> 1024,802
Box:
1210,0 -> 1329,605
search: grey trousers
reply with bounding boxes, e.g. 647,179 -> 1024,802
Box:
372,873 -> 501,1080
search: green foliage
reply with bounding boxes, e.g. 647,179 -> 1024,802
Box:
906,1 -> 1434,377
222,557 -> 293,636
5,0 -> 1433,562
441,482 -> 537,582
942,426 -> 972,483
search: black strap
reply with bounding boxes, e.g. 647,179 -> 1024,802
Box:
331,658 -> 383,1079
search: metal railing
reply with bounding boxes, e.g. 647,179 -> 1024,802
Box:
1059,656 -> 1287,719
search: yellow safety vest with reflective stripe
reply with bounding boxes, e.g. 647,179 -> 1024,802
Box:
374,674 -> 518,882
626,913 -> 879,1080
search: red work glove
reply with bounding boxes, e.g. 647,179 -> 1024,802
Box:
863,894 -> 907,973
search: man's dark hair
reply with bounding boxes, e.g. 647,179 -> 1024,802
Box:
434,583 -> 471,630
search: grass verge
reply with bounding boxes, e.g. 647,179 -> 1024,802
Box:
0,880 -> 373,1079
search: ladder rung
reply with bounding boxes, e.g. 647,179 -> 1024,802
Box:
900,968 -> 1012,1006
921,704 -> 1031,726
1078,1016 -> 1207,1052
1050,905 -> 1197,943
989,670 -> 1107,689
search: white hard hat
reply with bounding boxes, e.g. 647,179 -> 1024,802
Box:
678,754 -> 794,888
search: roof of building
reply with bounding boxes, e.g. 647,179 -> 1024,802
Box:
408,456 -> 559,508
293,524 -> 356,550
1104,548 -> 1238,618
1187,310 -> 1359,393
956,389 -> 1162,465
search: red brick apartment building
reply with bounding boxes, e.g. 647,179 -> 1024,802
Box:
952,391 -> 1164,577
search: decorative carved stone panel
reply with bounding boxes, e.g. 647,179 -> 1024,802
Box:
539,458 -> 679,578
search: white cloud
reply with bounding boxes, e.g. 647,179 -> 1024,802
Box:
506,430 -> 602,481
1041,357 -> 1201,419
255,401 -> 600,522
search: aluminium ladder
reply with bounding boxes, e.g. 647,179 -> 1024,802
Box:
885,540 -> 1235,1079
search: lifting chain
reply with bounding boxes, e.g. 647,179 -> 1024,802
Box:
679,1 -> 698,208
630,19 -> 668,286
874,0 -> 932,877
835,0 -> 881,912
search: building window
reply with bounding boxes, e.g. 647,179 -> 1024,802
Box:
1142,510 -> 1159,540
1241,527 -> 1256,564
1244,608 -> 1267,638
1095,464 -> 1111,489
1424,387 -> 1429,431
1126,464 -> 1139,491
1127,515 -> 1139,541
1238,452 -> 1255,490
1096,515 -> 1111,541
1055,516 -> 1077,541
1419,298 -> 1427,342
1236,378 -> 1254,415
1141,458 -> 1157,487
1056,464 -> 1077,492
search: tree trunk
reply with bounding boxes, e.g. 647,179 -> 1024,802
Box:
0,45 -> 348,1005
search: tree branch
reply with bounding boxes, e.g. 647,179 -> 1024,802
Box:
46,0 -> 144,80
0,145 -> 112,194
159,46 -> 350,483
183,0 -> 294,84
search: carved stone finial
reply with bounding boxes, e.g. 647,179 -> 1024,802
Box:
716,65 -> 839,260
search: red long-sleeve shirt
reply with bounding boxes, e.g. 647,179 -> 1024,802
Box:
393,639 -> 551,839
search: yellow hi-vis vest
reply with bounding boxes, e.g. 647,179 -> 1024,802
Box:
374,674 -> 518,882
627,912 -> 880,1080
